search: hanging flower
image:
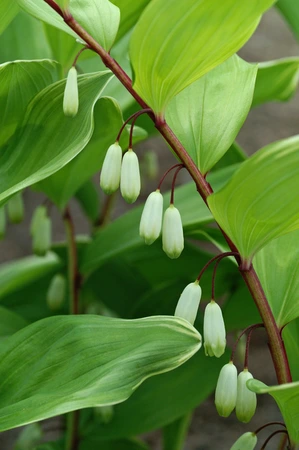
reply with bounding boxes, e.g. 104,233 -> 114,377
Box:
139,190 -> 163,244
162,204 -> 184,259
120,148 -> 141,203
230,432 -> 257,450
215,361 -> 238,417
63,67 -> 79,117
236,369 -> 257,423
203,300 -> 226,358
100,143 -> 123,194
174,281 -> 202,325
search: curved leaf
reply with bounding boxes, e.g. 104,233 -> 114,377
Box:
0,59 -> 59,148
130,0 -> 275,113
111,0 -> 151,41
208,136 -> 299,262
277,0 -> 299,42
0,71 -> 112,203
0,315 -> 201,431
0,307 -> 28,341
0,0 -> 19,35
166,55 -> 257,174
0,253 -> 62,302
283,319 -> 299,381
254,230 -> 299,326
253,58 -> 299,107
248,379 -> 299,444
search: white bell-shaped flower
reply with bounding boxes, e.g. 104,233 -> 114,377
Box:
230,432 -> 257,450
47,274 -> 66,311
236,369 -> 257,423
63,67 -> 79,117
32,214 -> 52,257
120,148 -> 141,203
203,300 -> 226,358
174,281 -> 202,325
139,190 -> 163,245
100,143 -> 123,195
215,362 -> 238,417
162,204 -> 184,259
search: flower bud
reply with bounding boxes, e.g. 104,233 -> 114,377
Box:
31,207 -> 51,257
162,204 -> 184,259
120,148 -> 141,203
174,281 -> 202,325
236,369 -> 257,423
47,274 -> 66,311
7,192 -> 24,224
230,432 -> 257,450
0,206 -> 6,239
215,362 -> 237,417
63,67 -> 79,117
139,190 -> 163,245
100,143 -> 122,194
203,300 -> 226,358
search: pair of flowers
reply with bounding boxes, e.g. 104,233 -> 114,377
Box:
100,143 -> 141,204
174,282 -> 226,357
215,361 -> 257,423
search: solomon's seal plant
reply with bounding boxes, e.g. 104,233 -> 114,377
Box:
0,0 -> 299,449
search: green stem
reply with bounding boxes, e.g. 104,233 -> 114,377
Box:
45,0 -> 292,385
63,207 -> 81,450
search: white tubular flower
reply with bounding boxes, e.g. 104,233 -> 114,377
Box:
63,67 -> 79,117
174,281 -> 202,325
230,432 -> 257,450
236,369 -> 257,423
100,143 -> 123,194
120,148 -> 141,203
162,204 -> 184,259
33,215 -> 51,257
203,300 -> 226,358
47,274 -> 66,311
215,362 -> 238,417
139,190 -> 163,245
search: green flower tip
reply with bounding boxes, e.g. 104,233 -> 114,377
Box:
63,67 -> 79,118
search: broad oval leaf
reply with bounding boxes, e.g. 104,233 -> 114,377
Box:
110,0 -> 151,42
18,0 -> 120,51
130,0 -> 275,113
0,306 -> 28,342
253,57 -> 299,107
0,59 -> 59,148
0,71 -> 112,204
0,315 -> 201,431
208,136 -> 299,262
277,0 -> 299,42
248,379 -> 299,444
166,55 -> 257,174
254,230 -> 299,327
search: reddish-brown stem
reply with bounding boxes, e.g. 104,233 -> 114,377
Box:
255,422 -> 286,435
116,108 -> 152,142
43,0 -> 292,385
72,46 -> 91,67
231,323 -> 264,363
170,165 -> 185,204
197,252 -> 240,283
157,163 -> 184,190
261,430 -> 289,450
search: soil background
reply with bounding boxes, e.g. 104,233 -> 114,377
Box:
1,7 -> 299,450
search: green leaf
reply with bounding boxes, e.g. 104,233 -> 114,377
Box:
81,164 -> 237,275
37,97 -> 147,209
166,55 -> 257,174
0,0 -> 19,35
75,180 -> 100,223
283,319 -> 299,381
0,71 -> 112,204
0,306 -> 28,341
248,378 -> 299,444
254,230 -> 299,326
253,58 -> 299,107
0,315 -> 201,431
0,253 -> 62,302
83,350 -> 226,439
43,23 -> 82,70
163,413 -> 192,450
70,0 -> 120,51
0,11 -> 52,63
0,59 -> 59,149
111,0 -> 151,41
208,136 -> 299,262
17,0 -> 78,40
130,0 -> 275,113
222,285 -> 261,332
80,437 -> 149,450
277,0 -> 299,42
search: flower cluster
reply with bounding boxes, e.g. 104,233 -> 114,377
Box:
100,143 -> 141,204
215,362 -> 257,423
